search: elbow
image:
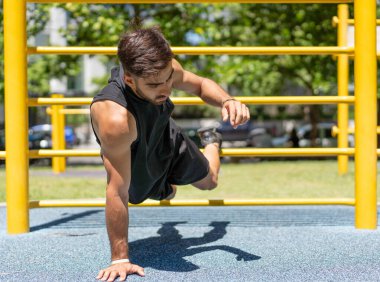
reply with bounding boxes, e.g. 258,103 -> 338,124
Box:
106,185 -> 129,206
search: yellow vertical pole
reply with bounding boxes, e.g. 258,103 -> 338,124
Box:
60,103 -> 67,171
4,0 -> 29,233
354,0 -> 377,229
337,4 -> 349,175
51,94 -> 66,173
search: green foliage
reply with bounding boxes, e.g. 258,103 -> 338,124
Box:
2,4 -> 370,119
0,3 -> 51,102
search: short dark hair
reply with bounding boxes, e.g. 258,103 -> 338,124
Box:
117,27 -> 174,78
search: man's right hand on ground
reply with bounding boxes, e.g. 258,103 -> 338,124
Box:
96,262 -> 145,281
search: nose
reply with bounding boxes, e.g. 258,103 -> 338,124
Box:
160,83 -> 171,96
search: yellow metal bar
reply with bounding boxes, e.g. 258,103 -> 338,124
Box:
29,97 -> 93,106
332,126 -> 380,136
29,96 -> 355,106
337,4 -> 349,175
221,148 -> 355,157
27,0 -> 353,3
347,19 -> 380,25
4,0 -> 29,234
354,0 -> 377,229
28,148 -> 380,157
333,17 -> 380,26
29,149 -> 100,158
171,96 -> 355,105
27,46 -> 354,56
46,107 -> 90,115
28,148 -> 356,158
51,94 -> 66,173
28,0 -> 353,3
29,198 -> 356,208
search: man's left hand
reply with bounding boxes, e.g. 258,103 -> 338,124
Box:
221,99 -> 250,128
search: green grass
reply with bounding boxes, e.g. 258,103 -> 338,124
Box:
0,160 -> 376,202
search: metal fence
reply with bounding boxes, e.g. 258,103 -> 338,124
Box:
2,0 -> 377,233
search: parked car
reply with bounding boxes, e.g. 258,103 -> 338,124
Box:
181,120 -> 277,149
28,124 -> 78,149
246,128 -> 273,148
217,120 -> 275,148
297,122 -> 337,148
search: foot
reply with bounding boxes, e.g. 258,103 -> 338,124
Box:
197,126 -> 222,148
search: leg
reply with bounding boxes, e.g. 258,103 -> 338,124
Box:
166,122 -> 221,195
192,127 -> 222,190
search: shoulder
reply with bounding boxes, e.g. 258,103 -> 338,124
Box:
93,83 -> 128,108
91,100 -> 137,146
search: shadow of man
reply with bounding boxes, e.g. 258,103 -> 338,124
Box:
129,221 -> 261,272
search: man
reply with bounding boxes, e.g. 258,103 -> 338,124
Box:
91,26 -> 250,281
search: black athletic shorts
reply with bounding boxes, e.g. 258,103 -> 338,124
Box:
146,120 -> 210,201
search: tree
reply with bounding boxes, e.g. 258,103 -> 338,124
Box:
2,4 -> 348,127
0,3 -> 52,102
55,3 -> 284,118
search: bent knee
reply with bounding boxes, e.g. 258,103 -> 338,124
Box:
193,174 -> 218,190
206,180 -> 218,190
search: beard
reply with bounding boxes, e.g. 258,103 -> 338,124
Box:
134,83 -> 169,106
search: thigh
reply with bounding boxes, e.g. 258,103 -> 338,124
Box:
167,119 -> 210,185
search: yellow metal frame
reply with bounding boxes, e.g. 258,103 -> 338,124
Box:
29,96 -> 355,106
4,0 -> 29,234
28,46 -> 354,55
27,0 -> 353,3
332,126 -> 380,136
337,4 -> 349,175
29,198 -> 356,208
354,0 -> 377,229
3,0 -> 377,234
51,94 -> 66,173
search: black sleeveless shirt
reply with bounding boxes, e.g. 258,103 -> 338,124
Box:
91,66 -> 176,204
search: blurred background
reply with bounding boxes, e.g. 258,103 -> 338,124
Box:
1,3 -> 380,165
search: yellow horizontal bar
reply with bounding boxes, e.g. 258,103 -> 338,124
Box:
29,149 -> 100,158
172,96 -> 355,105
28,0 -> 353,4
27,46 -> 354,56
46,107 -> 90,115
332,125 -> 380,137
333,17 -> 380,26
347,19 -> 380,25
28,148 -> 356,158
28,198 -> 355,208
221,148 -> 355,156
28,96 -> 355,107
29,98 -> 92,106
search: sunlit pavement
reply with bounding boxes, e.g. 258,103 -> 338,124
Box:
1,206 -> 380,281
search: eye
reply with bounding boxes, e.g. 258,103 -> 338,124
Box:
149,85 -> 159,89
167,73 -> 174,82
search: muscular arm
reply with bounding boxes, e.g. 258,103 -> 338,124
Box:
172,59 -> 231,107
172,59 -> 250,127
91,100 -> 143,281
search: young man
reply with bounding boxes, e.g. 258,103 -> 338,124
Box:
91,27 -> 250,281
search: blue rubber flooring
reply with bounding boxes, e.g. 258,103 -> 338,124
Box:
1,205 -> 380,281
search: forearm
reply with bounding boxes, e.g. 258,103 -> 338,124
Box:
198,78 -> 233,107
105,188 -> 129,260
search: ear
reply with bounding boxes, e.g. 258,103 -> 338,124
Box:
123,73 -> 135,89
